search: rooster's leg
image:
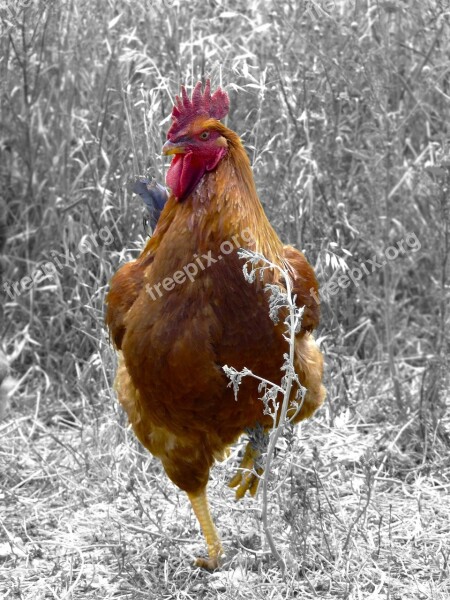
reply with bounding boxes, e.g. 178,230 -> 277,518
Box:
228,440 -> 264,500
187,489 -> 223,569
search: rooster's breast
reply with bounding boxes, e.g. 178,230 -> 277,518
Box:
121,248 -> 285,440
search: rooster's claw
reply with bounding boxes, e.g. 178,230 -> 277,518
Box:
229,442 -> 264,499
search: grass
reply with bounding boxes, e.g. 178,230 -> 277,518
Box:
1,0 -> 450,597
1,383 -> 450,599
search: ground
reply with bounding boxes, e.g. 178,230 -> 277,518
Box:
1,372 -> 449,600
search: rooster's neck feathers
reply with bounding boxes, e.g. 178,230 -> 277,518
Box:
189,125 -> 284,260
144,124 -> 284,269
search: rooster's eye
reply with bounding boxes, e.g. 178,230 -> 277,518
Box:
199,131 -> 210,140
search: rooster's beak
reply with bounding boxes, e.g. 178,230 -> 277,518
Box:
162,140 -> 186,156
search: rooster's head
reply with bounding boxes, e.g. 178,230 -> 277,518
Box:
163,80 -> 230,201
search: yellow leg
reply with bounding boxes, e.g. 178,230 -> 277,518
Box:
187,489 -> 223,570
228,441 -> 264,500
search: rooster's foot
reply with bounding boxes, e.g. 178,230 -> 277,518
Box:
228,441 -> 264,500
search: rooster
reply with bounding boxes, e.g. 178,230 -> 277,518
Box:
106,80 -> 326,569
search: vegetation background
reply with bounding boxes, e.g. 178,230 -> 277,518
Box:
0,0 -> 449,598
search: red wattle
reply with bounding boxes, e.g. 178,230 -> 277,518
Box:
166,152 -> 206,201
166,154 -> 184,199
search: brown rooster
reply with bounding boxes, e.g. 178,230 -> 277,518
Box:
106,81 -> 326,569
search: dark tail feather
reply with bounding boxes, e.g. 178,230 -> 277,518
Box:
133,178 -> 169,231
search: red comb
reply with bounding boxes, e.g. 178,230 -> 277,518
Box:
167,79 -> 229,140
